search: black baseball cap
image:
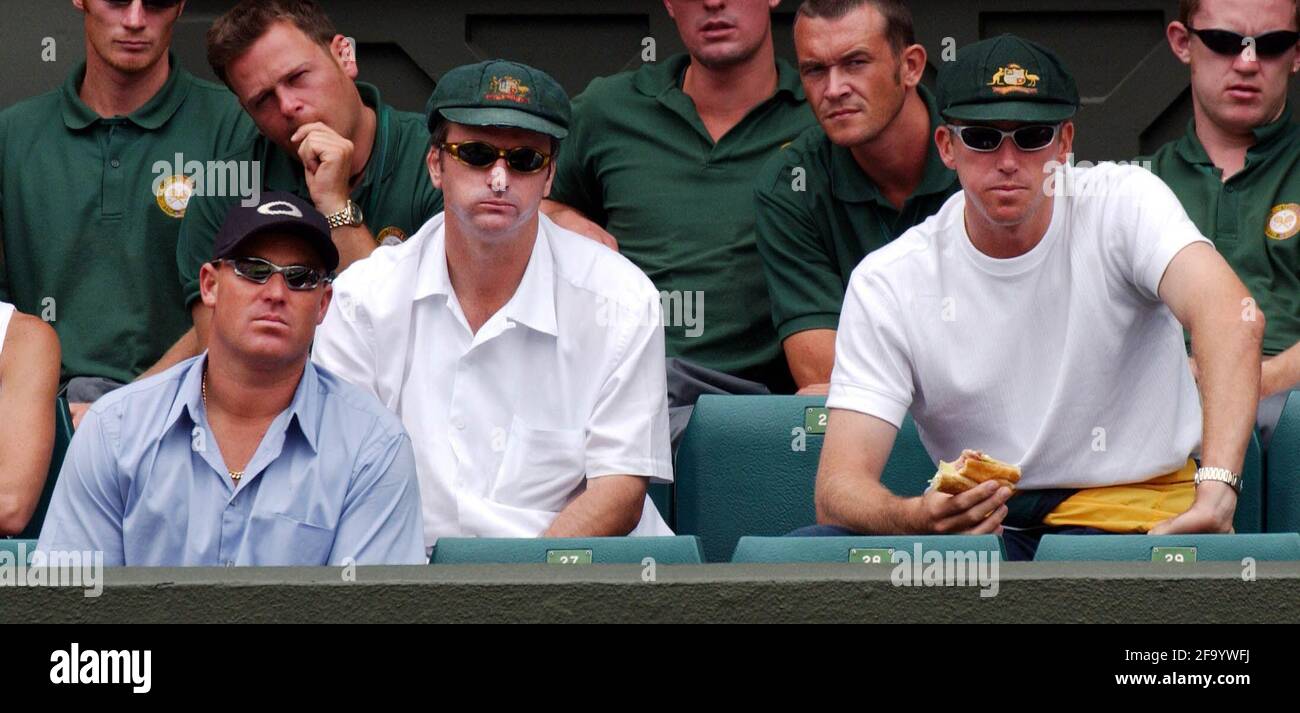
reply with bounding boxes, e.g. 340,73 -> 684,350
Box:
212,192 -> 338,272
936,34 -> 1080,123
425,59 -> 571,139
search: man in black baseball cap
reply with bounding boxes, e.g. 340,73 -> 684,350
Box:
809,35 -> 1262,560
34,190 -> 426,565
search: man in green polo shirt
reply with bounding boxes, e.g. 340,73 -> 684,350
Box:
755,0 -> 958,394
1147,0 -> 1300,445
176,0 -> 442,344
543,0 -> 816,401
0,0 -> 257,426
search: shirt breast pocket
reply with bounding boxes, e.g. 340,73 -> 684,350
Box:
246,511 -> 336,565
491,417 -> 586,513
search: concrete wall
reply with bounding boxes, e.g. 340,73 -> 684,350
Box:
3,562 -> 1298,623
6,0 -> 1297,160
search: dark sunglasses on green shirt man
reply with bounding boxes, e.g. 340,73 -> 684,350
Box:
1186,24 -> 1300,57
103,0 -> 186,9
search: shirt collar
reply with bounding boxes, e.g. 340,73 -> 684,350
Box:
829,84 -> 953,204
162,352 -> 322,453
61,53 -> 191,131
412,216 -> 559,337
1248,102 -> 1296,154
282,360 -> 323,453
354,82 -> 395,188
1176,103 -> 1298,167
632,53 -> 806,103
162,354 -> 208,433
499,218 -> 559,337
414,215 -> 454,301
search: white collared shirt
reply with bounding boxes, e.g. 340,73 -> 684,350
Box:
313,213 -> 673,547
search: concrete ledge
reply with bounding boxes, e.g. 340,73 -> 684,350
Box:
3,562 -> 1298,624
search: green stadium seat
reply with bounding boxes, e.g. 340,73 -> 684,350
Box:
731,535 -> 1004,563
429,536 -> 703,564
0,539 -> 37,566
16,396 -> 74,539
674,395 -> 934,562
1033,533 -> 1300,561
1267,392 -> 1300,533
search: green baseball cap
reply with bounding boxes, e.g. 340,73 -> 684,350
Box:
936,34 -> 1079,124
426,59 -> 571,139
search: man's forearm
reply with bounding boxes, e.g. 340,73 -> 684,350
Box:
543,475 -> 646,537
816,475 -> 920,534
1263,342 -> 1300,397
1191,313 -> 1263,474
332,225 -> 377,271
540,198 -> 579,222
0,317 -> 59,534
136,327 -> 200,381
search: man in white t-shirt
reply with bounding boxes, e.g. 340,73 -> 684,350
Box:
313,61 -> 673,550
809,35 -> 1263,560
0,301 -> 61,535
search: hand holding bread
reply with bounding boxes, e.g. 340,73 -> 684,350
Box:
930,450 -> 1021,495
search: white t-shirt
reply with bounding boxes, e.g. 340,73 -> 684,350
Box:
0,301 -> 14,362
828,162 -> 1208,489
313,213 -> 674,547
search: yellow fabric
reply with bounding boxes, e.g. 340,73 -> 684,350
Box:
1041,459 -> 1197,533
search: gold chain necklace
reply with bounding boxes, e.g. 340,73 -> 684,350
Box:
201,369 -> 244,484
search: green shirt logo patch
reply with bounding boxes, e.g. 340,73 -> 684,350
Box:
376,226 -> 407,245
155,174 -> 195,219
1265,203 -> 1300,240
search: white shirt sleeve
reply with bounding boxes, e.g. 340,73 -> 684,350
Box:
583,294 -> 673,483
826,267 -> 916,428
1102,165 -> 1213,301
312,280 -> 379,395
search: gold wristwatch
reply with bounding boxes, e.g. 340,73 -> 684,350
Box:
326,200 -> 363,229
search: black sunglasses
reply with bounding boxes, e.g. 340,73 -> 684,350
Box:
1186,25 -> 1300,57
440,141 -> 552,174
946,124 -> 1060,152
104,0 -> 186,8
213,257 -> 332,291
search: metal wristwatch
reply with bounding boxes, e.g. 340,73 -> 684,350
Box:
326,200 -> 363,229
1194,466 -> 1242,493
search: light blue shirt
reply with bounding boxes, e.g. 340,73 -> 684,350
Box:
36,355 -> 426,566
